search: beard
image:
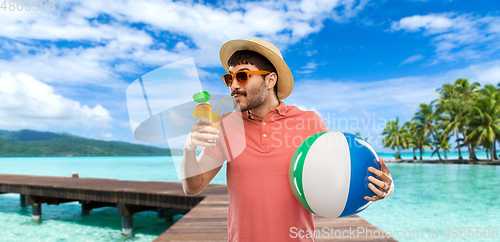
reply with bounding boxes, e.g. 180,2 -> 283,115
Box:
233,81 -> 267,112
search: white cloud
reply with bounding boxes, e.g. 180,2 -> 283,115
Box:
0,45 -> 124,88
391,13 -> 500,62
392,14 -> 454,34
303,62 -> 318,70
295,61 -> 319,74
102,132 -> 114,139
400,54 -> 424,65
0,72 -> 113,129
0,0 -> 370,88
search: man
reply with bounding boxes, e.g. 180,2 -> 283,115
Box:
181,37 -> 394,241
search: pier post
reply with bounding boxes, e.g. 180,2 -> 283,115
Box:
20,194 -> 28,207
122,215 -> 133,237
117,203 -> 135,237
164,216 -> 173,223
117,203 -> 157,236
32,204 -> 42,222
157,207 -> 190,223
81,200 -> 91,215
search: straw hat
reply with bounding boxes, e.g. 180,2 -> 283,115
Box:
220,37 -> 293,100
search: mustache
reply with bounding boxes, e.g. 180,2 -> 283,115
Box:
231,90 -> 246,96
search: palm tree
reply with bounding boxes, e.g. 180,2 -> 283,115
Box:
467,91 -> 500,161
439,135 -> 453,159
436,79 -> 481,161
406,121 -> 418,160
453,79 -> 481,160
485,144 -> 491,159
413,102 -> 440,137
435,83 -> 456,102
412,102 -> 445,158
382,116 -> 411,160
437,99 -> 468,160
431,130 -> 453,160
436,82 -> 466,160
477,84 -> 500,160
497,83 -> 500,159
430,133 -> 442,160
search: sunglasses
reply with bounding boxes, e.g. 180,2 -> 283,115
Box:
222,70 -> 271,87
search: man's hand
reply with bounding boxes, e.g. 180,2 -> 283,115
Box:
182,116 -> 223,195
364,157 -> 394,202
185,117 -> 220,151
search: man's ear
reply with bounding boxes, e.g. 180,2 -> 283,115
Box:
266,72 -> 278,90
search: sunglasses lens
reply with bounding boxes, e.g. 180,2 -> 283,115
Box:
235,71 -> 248,84
223,74 -> 232,86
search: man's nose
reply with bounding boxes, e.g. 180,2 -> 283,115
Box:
230,77 -> 242,92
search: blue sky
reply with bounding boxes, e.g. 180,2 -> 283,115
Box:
0,0 -> 499,152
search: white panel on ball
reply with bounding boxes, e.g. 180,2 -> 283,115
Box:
302,132 -> 351,218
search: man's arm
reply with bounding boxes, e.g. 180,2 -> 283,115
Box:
181,117 -> 224,195
181,150 -> 223,195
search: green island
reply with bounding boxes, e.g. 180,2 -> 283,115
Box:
0,129 -> 187,157
381,78 -> 500,164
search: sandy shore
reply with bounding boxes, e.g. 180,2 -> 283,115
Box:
386,159 -> 500,166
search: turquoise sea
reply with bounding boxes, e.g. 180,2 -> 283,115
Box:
0,153 -> 499,241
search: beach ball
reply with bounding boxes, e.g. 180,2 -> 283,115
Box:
289,131 -> 381,218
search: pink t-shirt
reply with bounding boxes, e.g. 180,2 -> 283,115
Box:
203,101 -> 329,242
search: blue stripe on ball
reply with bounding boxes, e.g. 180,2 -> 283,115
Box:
339,132 -> 381,217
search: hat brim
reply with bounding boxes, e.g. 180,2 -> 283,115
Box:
220,39 -> 293,100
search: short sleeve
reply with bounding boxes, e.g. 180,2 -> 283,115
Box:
312,112 -> 329,133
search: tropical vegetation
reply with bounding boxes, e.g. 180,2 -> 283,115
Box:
381,78 -> 500,161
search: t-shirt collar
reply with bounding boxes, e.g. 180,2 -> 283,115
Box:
245,101 -> 287,120
275,100 -> 287,116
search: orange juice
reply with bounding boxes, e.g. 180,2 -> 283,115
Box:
208,109 -> 220,129
192,95 -> 232,129
193,103 -> 219,129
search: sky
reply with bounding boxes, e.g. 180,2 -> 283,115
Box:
1,0 -> 499,153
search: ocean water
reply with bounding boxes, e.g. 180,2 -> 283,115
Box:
358,162 -> 500,242
0,155 -> 499,241
0,156 -> 227,242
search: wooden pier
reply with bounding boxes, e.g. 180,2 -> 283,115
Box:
0,174 -> 396,241
0,174 -> 226,236
155,194 -> 397,241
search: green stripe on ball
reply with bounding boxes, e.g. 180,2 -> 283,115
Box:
289,131 -> 327,214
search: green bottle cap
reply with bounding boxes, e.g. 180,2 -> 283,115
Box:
193,91 -> 211,103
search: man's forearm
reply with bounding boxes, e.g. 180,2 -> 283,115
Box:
181,147 -> 204,195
